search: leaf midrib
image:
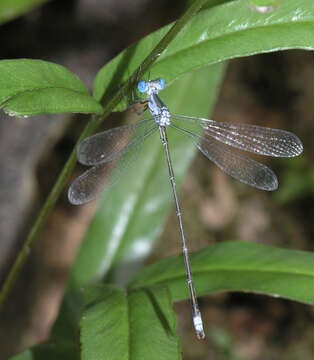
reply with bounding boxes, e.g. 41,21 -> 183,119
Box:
131,267 -> 314,288
1,85 -> 91,106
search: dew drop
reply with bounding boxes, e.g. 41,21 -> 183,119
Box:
245,0 -> 282,13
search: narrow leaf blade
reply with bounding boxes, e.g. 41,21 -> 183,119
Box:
130,241 -> 314,305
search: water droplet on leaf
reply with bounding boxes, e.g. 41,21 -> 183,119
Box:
245,0 -> 282,13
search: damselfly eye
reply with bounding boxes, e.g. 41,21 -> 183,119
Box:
137,80 -> 147,93
157,78 -> 165,89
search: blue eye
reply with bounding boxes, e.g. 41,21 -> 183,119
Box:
137,80 -> 147,93
157,78 -> 165,89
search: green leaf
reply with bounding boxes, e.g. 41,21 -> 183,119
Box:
69,63 -> 225,288
0,0 -> 50,25
80,285 -> 180,360
12,285 -> 181,360
130,241 -> 314,305
94,0 -> 314,111
0,59 -> 103,116
80,285 -> 128,360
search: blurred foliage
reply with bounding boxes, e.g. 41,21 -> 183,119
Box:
0,0 -> 50,25
209,327 -> 245,360
275,157 -> 314,204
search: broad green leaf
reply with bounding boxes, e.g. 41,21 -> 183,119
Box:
12,285 -> 180,360
130,241 -> 314,305
69,63 -> 225,288
0,0 -> 50,25
0,59 -> 103,116
80,285 -> 180,360
127,287 -> 180,360
94,0 -> 314,111
80,285 -> 128,360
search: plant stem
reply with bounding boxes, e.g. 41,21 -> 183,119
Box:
0,0 -> 208,310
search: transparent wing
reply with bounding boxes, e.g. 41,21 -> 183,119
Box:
68,125 -> 157,205
171,114 -> 303,158
77,118 -> 155,165
171,124 -> 278,191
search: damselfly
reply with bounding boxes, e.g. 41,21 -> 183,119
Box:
68,78 -> 303,339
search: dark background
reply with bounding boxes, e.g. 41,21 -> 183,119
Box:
0,1 -> 314,359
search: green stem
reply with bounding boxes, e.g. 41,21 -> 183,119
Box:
0,0 -> 208,310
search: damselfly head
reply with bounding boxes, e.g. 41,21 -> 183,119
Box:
137,78 -> 165,95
